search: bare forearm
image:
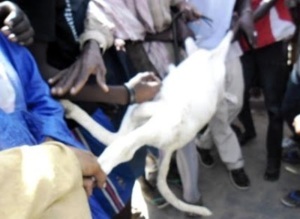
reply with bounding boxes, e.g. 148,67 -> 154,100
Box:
253,0 -> 278,21
236,0 -> 252,14
67,85 -> 129,105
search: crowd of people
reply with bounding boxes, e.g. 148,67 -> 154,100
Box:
0,0 -> 300,218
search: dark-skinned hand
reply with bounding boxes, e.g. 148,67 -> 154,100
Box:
126,72 -> 162,103
49,39 -> 108,96
0,1 -> 34,45
69,147 -> 107,197
175,1 -> 201,22
44,137 -> 107,196
238,9 -> 257,48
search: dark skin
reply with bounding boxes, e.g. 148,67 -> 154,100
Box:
253,0 -> 278,22
0,1 -> 34,45
0,3 -> 106,197
68,147 -> 107,196
44,1 -> 199,97
49,39 -> 109,96
234,0 -> 278,48
29,40 -> 161,105
145,1 -> 201,42
45,136 -> 107,196
235,0 -> 257,48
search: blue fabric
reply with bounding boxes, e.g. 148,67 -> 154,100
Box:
79,109 -> 148,217
0,34 -> 110,218
0,33 -> 84,149
0,33 -> 150,219
188,0 -> 236,49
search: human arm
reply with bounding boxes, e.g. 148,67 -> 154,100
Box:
30,40 -> 161,105
0,1 -> 34,45
235,0 -> 256,47
174,1 -> 201,22
49,39 -> 108,95
0,142 -> 105,218
253,0 -> 278,21
43,0 -> 116,95
57,72 -> 162,105
18,46 -> 86,147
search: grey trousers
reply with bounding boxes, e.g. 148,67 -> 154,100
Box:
196,56 -> 245,170
176,141 -> 201,203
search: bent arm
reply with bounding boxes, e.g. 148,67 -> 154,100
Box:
29,41 -> 129,104
79,0 -> 114,51
253,0 -> 278,21
0,142 -> 90,219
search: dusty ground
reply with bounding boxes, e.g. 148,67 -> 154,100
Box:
132,98 -> 300,219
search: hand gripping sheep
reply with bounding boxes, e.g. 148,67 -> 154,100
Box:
61,31 -> 233,217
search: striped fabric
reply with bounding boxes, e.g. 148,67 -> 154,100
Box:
88,0 -> 183,78
72,119 -> 135,218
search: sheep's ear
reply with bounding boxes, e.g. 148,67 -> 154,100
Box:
168,64 -> 176,72
184,37 -> 198,57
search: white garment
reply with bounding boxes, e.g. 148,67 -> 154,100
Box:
0,62 -> 16,113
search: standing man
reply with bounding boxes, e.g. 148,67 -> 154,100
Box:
239,0 -> 295,181
187,0 -> 253,190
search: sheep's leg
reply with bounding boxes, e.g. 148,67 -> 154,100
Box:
157,149 -> 212,217
60,99 -> 116,145
98,119 -> 159,174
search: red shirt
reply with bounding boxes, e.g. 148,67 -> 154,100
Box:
241,0 -> 295,50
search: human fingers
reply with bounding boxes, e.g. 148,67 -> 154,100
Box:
96,65 -> 109,93
49,67 -> 76,96
12,27 -> 34,45
3,3 -> 23,29
141,72 -> 161,83
83,178 -> 95,196
69,62 -> 91,95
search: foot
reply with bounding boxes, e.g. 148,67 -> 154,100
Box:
197,148 -> 215,168
229,168 -> 250,190
281,190 -> 300,207
239,132 -> 256,146
264,160 -> 281,181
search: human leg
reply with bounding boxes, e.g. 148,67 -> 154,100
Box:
256,41 -> 290,181
176,141 -> 201,204
194,130 -> 215,168
239,51 -> 258,145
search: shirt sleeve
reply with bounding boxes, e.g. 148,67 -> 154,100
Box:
0,142 -> 91,219
17,45 -> 85,149
78,0 -> 114,51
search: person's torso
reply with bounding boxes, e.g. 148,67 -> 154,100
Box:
245,0 -> 295,49
188,0 -> 236,50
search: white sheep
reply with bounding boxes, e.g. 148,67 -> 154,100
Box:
61,31 -> 233,217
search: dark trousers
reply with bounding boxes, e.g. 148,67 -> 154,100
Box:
239,41 -> 290,162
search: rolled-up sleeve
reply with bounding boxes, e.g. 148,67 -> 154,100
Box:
79,0 -> 115,51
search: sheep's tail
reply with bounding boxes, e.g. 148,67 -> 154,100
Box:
157,150 -> 212,217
